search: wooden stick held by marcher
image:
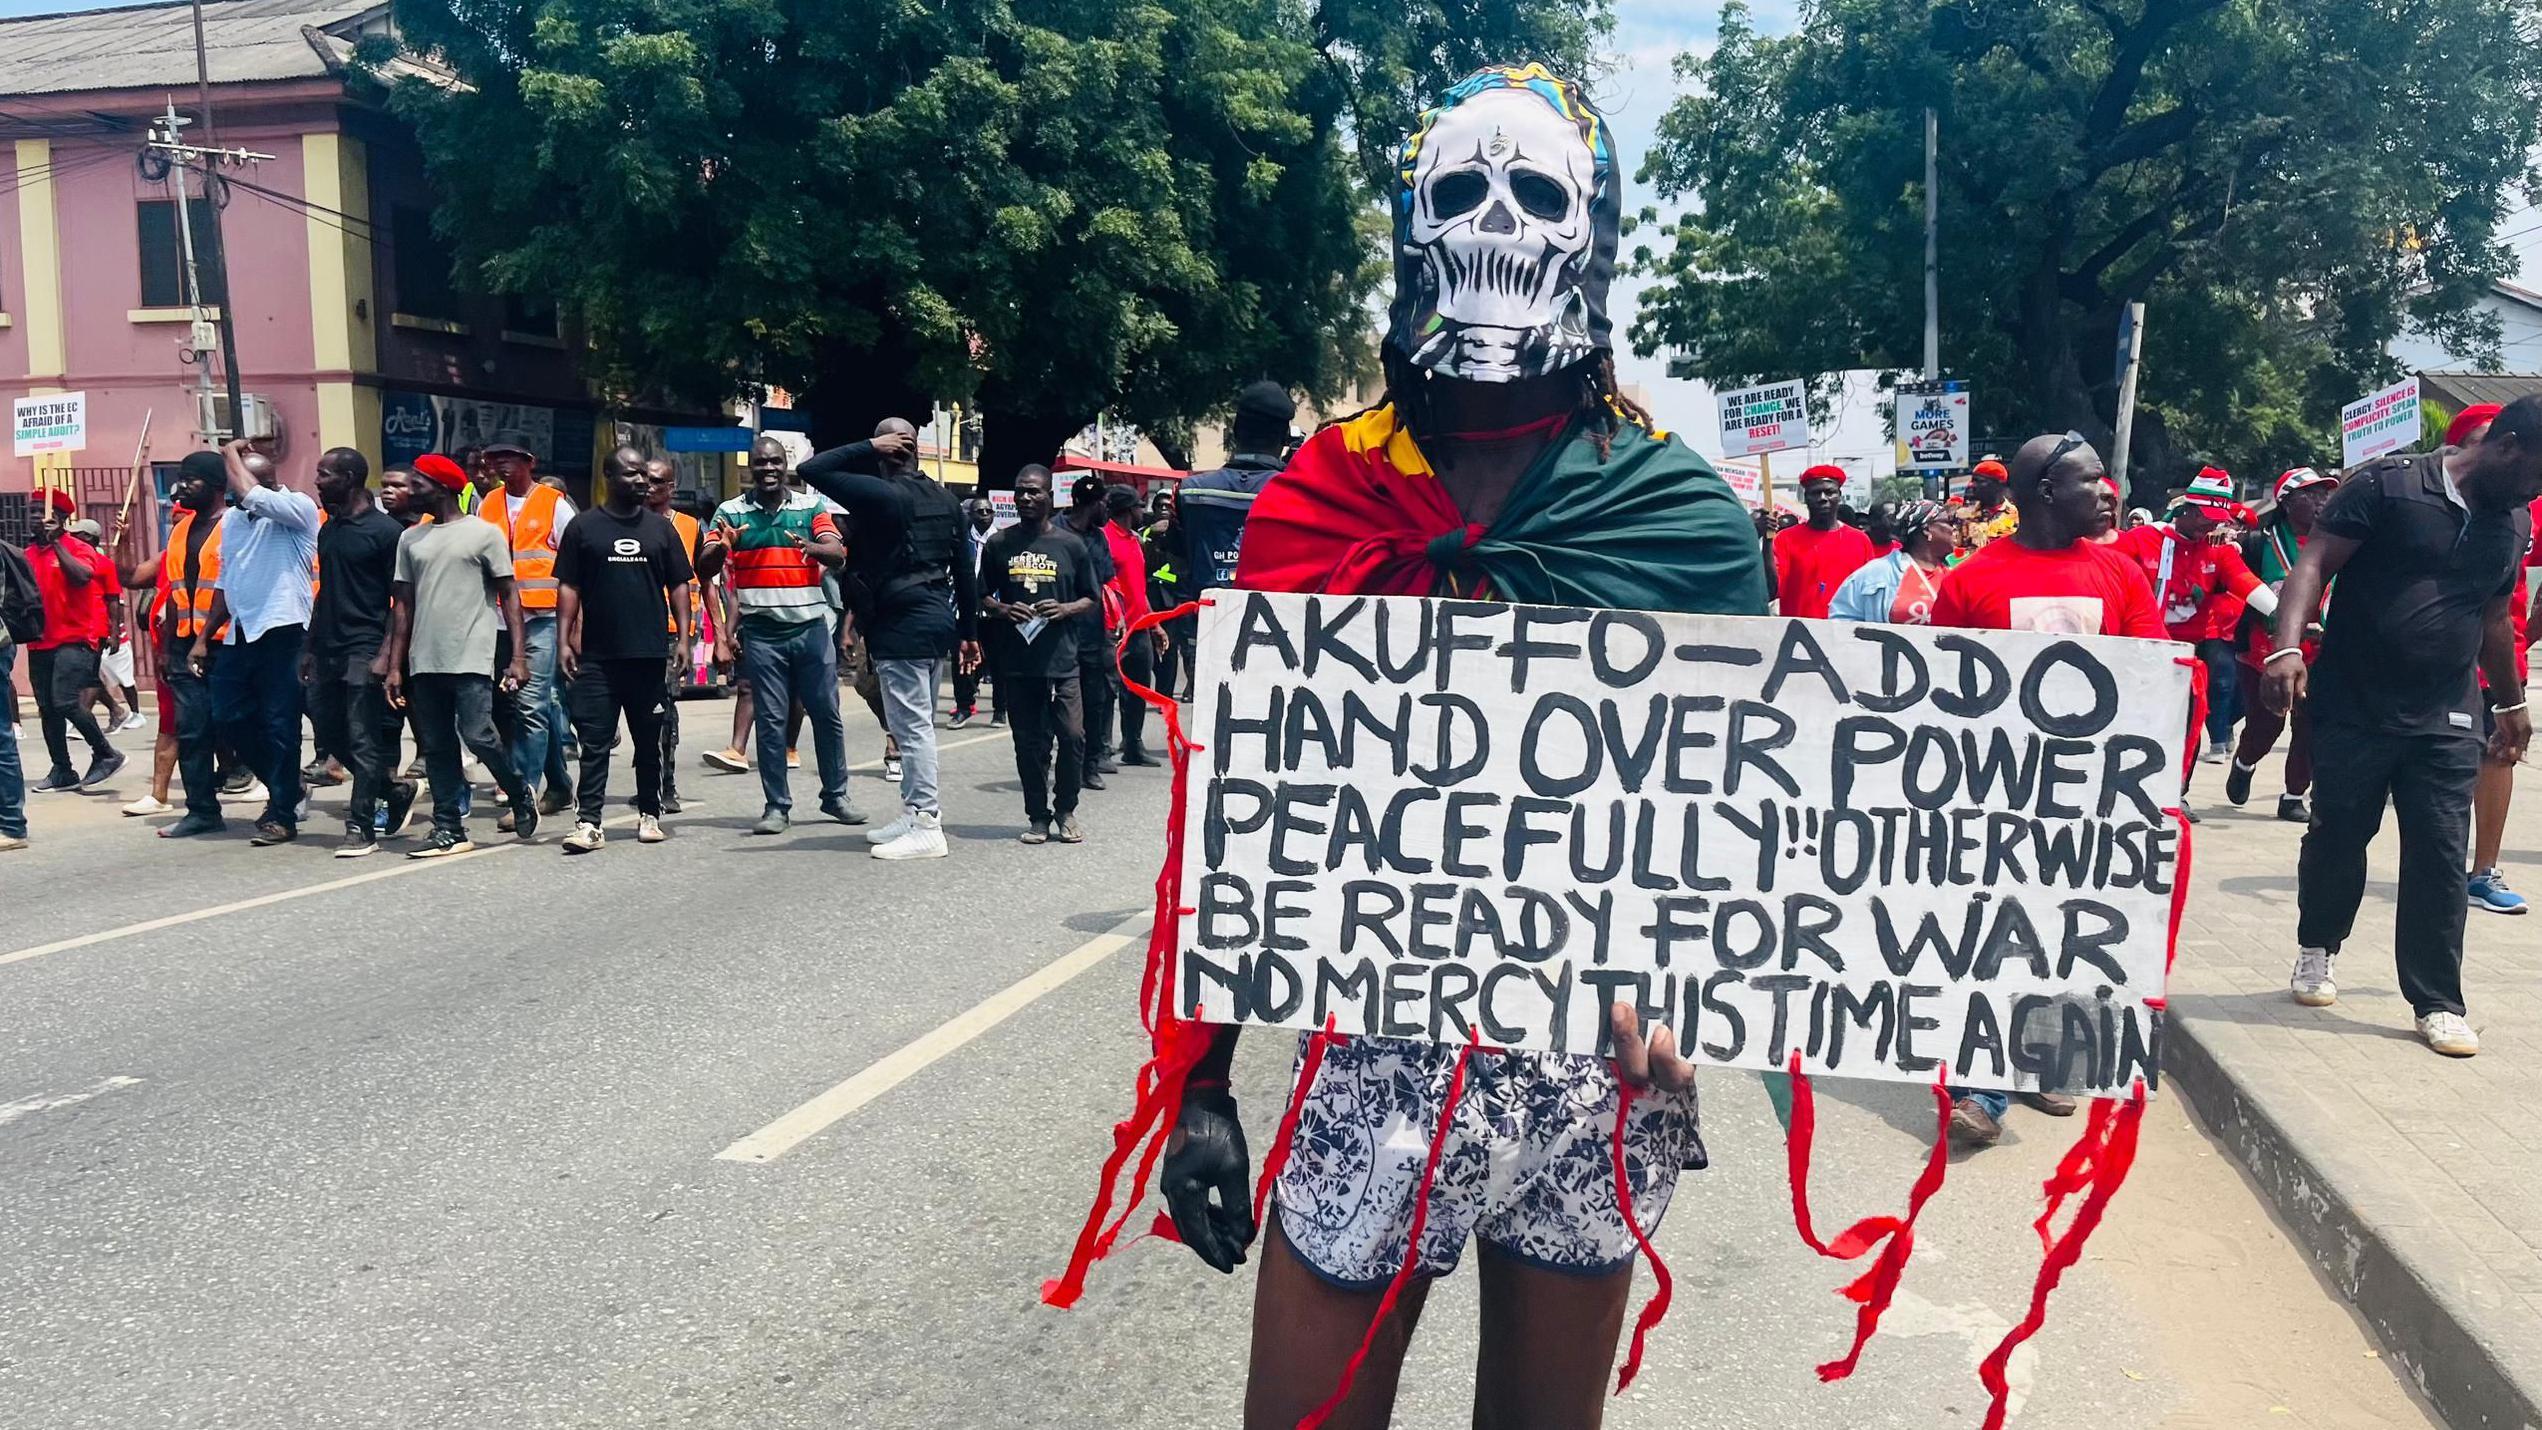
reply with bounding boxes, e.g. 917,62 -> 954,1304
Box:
109,409 -> 153,546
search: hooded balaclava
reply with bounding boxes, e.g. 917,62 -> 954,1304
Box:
1388,63 -> 1620,384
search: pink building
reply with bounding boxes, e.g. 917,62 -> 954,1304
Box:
0,0 -> 719,540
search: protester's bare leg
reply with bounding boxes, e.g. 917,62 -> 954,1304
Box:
729,676 -> 753,755
2474,756 -> 2514,872
1244,1218 -> 1433,1430
150,730 -> 176,801
1470,1244 -> 1631,1430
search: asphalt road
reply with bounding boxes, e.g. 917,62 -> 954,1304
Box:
0,698 -> 2442,1429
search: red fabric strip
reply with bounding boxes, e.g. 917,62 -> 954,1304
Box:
2163,803 -> 2194,975
1979,1083 -> 2149,1429
2172,655 -> 2209,786
1607,1079 -> 1674,1394
1815,1075 -> 1954,1382
1253,1018 -> 1339,1230
1043,601 -> 1214,1309
2031,1098 -> 2116,1252
1297,1038 -> 1477,1430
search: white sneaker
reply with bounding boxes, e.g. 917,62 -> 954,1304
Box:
2289,948 -> 2337,1007
221,779 -> 268,806
562,820 -> 605,854
637,814 -> 667,844
870,811 -> 947,861
122,794 -> 171,817
2417,1011 -> 2479,1057
115,711 -> 148,733
863,808 -> 915,845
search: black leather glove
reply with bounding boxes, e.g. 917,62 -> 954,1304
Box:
1161,1086 -> 1255,1273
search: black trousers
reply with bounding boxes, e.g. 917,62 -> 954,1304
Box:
655,674 -> 681,802
1116,629 -> 1156,758
1079,644 -> 1116,774
2296,720 -> 2482,1017
305,649 -> 403,832
30,643 -> 111,774
164,654 -> 222,820
410,673 -> 530,836
568,657 -> 667,822
1006,673 -> 1084,824
1156,619 -> 1196,702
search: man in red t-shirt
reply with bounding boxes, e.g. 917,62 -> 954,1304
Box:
24,489 -> 125,791
1772,464 -> 1876,619
1926,431 -> 2164,1148
1929,437 -> 2167,639
2452,398 -> 2542,914
2110,468 -> 2277,767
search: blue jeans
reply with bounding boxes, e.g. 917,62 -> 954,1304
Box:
741,619 -> 847,814
507,614 -> 562,796
164,657 -> 224,821
0,646 -> 25,839
1952,1087 -> 2009,1119
876,657 -> 941,816
211,623 -> 307,828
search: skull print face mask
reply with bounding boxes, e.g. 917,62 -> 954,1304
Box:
1390,64 -> 1619,384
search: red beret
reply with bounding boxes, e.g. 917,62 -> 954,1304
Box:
37,487 -> 75,516
413,454 -> 469,492
2445,402 -> 2502,449
1798,463 -> 1847,485
1971,458 -> 2009,480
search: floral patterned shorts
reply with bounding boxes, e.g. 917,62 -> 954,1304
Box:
1272,1034 -> 1704,1289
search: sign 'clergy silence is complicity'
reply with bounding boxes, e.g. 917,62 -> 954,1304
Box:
1177,592 -> 2193,1099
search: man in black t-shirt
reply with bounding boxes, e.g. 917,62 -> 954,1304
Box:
2266,396 -> 2542,1057
1062,472 -> 1119,787
307,447 -> 418,858
554,445 -> 695,853
980,466 -> 1100,843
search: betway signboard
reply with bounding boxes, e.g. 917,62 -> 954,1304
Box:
2340,376 -> 2419,468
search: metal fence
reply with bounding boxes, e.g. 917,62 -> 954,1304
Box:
4,465 -> 169,686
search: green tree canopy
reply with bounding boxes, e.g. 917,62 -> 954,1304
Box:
1630,0 -> 2542,493
379,0 -> 1607,479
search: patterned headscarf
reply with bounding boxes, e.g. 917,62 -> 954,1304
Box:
1388,64 -> 1620,383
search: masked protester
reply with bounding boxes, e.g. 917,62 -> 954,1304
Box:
1157,65 -> 1764,1429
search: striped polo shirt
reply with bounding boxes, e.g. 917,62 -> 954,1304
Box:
710,490 -> 839,636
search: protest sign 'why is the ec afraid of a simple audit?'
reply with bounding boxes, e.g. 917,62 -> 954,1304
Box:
1178,592 -> 2192,1098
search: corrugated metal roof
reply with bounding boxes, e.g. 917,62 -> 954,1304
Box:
0,0 -> 382,100
2417,372 -> 2542,411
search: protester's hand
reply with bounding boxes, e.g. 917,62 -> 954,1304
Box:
868,429 -> 915,461
2492,705 -> 2532,767
1032,599 -> 1062,620
958,639 -> 981,675
503,656 -> 530,694
1609,1002 -> 1697,1093
1004,602 -> 1034,625
713,634 -> 734,667
222,437 -> 255,461
369,648 -> 393,682
559,642 -> 581,682
298,649 -> 316,686
187,637 -> 209,678
385,668 -> 406,710
2261,657 -> 2306,716
1150,628 -> 1168,657
1161,1086 -> 1254,1273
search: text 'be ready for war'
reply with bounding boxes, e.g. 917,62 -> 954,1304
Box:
1178,592 -> 2193,1099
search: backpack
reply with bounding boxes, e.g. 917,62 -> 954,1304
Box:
0,539 -> 44,647
886,469 -> 965,583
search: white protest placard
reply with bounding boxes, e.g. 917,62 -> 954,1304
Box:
1896,388 -> 1969,470
989,488 -> 1020,530
2341,376 -> 2420,468
1179,592 -> 2191,1097
13,391 -> 87,458
1717,380 -> 1810,459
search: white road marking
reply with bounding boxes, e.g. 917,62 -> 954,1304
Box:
0,1075 -> 144,1128
715,914 -> 1149,1164
0,730 -> 1015,971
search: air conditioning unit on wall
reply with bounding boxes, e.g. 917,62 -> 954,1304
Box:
194,391 -> 280,443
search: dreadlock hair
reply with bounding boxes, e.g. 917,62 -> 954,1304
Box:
1367,346 -> 1655,461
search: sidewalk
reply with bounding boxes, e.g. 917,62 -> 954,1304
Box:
2169,752 -> 2542,1430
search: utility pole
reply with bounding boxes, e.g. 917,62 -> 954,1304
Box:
2111,301 -> 2147,496
1923,108 -> 1940,380
147,100 -> 269,441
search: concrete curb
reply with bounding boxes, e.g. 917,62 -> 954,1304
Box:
2164,1002 -> 2541,1430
